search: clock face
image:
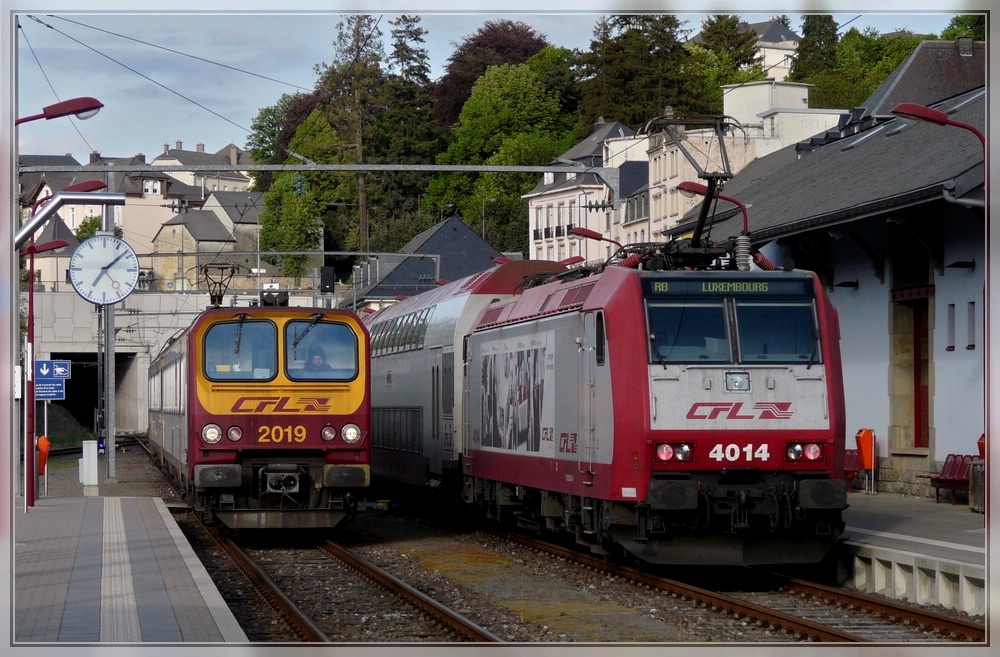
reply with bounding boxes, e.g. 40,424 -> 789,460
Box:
69,234 -> 140,305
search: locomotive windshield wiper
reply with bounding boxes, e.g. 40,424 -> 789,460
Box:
232,312 -> 249,362
291,313 -> 324,358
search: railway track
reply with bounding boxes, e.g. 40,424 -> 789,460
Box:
487,528 -> 985,643
196,523 -> 501,642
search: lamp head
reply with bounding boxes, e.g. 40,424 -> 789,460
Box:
676,181 -> 709,198
891,102 -> 950,126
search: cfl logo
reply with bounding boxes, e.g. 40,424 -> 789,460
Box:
230,396 -> 332,413
686,402 -> 793,420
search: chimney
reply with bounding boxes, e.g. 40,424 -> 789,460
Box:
176,140 -> 183,150
196,143 -> 205,153
89,152 -> 102,163
136,153 -> 145,163
163,143 -> 169,154
230,145 -> 238,166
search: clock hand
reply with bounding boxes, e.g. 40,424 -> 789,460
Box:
92,251 -> 129,286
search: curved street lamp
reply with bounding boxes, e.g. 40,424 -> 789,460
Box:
676,181 -> 749,233
891,102 -> 985,150
15,96 -> 104,126
569,226 -> 623,249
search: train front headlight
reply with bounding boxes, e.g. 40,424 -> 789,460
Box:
341,424 -> 362,444
786,443 -> 823,461
654,443 -> 692,462
202,424 -> 222,444
227,426 -> 243,442
321,425 -> 338,442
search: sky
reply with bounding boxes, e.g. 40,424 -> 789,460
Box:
6,3 -> 974,165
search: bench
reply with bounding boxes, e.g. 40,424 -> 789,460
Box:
920,453 -> 974,504
844,449 -> 860,487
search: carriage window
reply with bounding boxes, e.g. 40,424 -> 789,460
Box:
286,320 -> 359,381
735,301 -> 819,363
647,301 -> 730,363
204,319 -> 277,380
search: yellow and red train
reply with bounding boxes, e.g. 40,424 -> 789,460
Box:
148,306 -> 370,529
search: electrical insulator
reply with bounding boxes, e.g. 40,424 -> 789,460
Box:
735,234 -> 751,271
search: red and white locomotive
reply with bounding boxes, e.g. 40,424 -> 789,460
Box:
366,224 -> 847,567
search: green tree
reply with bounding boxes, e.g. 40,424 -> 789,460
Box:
682,43 -> 763,115
789,15 -> 839,82
578,15 -> 702,133
432,63 -> 571,251
941,15 -> 985,41
314,15 -> 388,254
369,15 -> 445,253
697,15 -> 762,71
433,19 -> 549,129
526,45 -> 583,124
829,28 -> 924,108
246,92 -> 304,189
75,216 -> 122,241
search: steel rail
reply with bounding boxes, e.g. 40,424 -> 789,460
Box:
785,577 -> 985,642
321,540 -> 502,642
209,526 -> 330,642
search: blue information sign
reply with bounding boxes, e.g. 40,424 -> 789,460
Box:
35,379 -> 66,400
35,360 -> 71,379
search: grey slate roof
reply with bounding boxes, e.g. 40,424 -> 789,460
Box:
154,210 -> 234,243
210,191 -> 264,225
17,154 -> 83,203
857,39 -> 986,119
524,119 -> 634,197
665,39 -> 986,246
689,19 -> 800,46
665,86 -> 984,246
33,215 -> 78,254
351,216 -> 505,302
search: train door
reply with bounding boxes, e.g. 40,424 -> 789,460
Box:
429,346 -> 444,475
579,312 -> 601,478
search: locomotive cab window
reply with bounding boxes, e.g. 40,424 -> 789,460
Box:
286,320 -> 359,380
204,318 -> 277,380
647,301 -> 730,363
735,301 -> 819,363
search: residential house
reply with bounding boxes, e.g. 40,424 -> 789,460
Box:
688,18 -> 801,82
529,81 -> 847,263
152,141 -> 252,195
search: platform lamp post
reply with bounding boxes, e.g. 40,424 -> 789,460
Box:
15,97 -> 104,509
19,238 -> 68,508
891,102 -> 986,206
675,181 -> 749,234
890,102 -> 985,151
569,226 -> 622,263
15,96 -> 104,126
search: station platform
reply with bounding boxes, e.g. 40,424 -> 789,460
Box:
12,494 -> 247,644
841,489 -> 987,616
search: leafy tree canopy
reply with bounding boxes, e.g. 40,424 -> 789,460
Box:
789,14 -> 839,81
433,19 -> 549,129
941,14 -> 985,41
75,216 -> 122,241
